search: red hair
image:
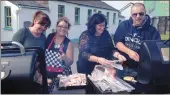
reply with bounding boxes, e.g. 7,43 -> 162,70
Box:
30,11 -> 51,28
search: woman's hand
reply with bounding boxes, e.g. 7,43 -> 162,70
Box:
128,50 -> 139,62
60,52 -> 73,66
60,53 -> 66,60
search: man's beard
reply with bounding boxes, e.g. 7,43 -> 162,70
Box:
133,19 -> 144,26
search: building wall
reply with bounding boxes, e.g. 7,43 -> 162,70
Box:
49,1 -> 120,40
1,1 -> 122,41
118,17 -> 125,24
18,8 -> 50,35
1,1 -> 19,41
1,1 -> 50,41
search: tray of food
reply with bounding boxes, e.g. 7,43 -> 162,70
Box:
57,73 -> 86,90
86,65 -> 135,94
86,76 -> 130,94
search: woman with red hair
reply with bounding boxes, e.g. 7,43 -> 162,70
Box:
12,11 -> 51,50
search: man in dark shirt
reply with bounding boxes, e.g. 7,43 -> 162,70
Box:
114,3 -> 161,68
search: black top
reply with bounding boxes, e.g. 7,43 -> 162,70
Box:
12,28 -> 46,50
77,30 -> 116,75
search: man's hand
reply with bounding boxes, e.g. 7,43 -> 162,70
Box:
116,42 -> 140,62
128,50 -> 139,62
117,54 -> 127,64
113,51 -> 127,64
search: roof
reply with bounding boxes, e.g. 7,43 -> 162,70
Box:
9,1 -> 49,10
119,2 -> 133,12
118,14 -> 125,18
63,1 -> 119,11
9,1 -> 119,12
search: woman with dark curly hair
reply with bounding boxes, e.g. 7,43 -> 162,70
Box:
77,13 -> 126,75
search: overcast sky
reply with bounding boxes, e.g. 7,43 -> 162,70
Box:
102,1 -> 143,19
103,1 -> 143,10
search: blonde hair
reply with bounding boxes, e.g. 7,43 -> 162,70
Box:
56,17 -> 71,30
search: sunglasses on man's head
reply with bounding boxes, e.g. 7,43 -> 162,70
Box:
132,12 -> 145,17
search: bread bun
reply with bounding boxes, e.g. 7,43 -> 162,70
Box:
123,76 -> 137,82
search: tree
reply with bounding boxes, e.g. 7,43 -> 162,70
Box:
157,16 -> 167,35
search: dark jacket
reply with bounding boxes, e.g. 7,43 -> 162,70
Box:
77,30 -> 116,75
114,14 -> 161,68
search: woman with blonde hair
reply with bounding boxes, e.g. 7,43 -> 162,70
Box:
45,17 -> 74,93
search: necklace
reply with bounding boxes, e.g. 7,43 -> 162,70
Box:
54,42 -> 61,48
54,35 -> 65,49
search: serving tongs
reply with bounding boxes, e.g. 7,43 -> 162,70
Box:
103,60 -> 123,70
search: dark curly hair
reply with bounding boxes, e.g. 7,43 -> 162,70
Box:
86,13 -> 107,35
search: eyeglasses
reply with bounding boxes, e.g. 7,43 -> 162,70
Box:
57,26 -> 68,29
132,12 -> 145,17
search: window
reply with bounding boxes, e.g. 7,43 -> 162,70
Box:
87,9 -> 92,20
75,7 -> 80,24
106,12 -> 109,24
113,13 -> 116,24
98,11 -> 102,14
4,6 -> 12,28
93,9 -> 97,13
58,5 -> 65,19
119,20 -> 121,24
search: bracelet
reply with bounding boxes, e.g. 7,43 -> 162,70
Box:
97,57 -> 99,63
117,54 -> 120,58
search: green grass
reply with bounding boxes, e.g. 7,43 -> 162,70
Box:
161,32 -> 170,40
160,32 -> 169,60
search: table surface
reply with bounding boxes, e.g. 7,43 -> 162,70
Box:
51,69 -> 170,94
52,77 -> 170,94
52,85 -> 86,94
